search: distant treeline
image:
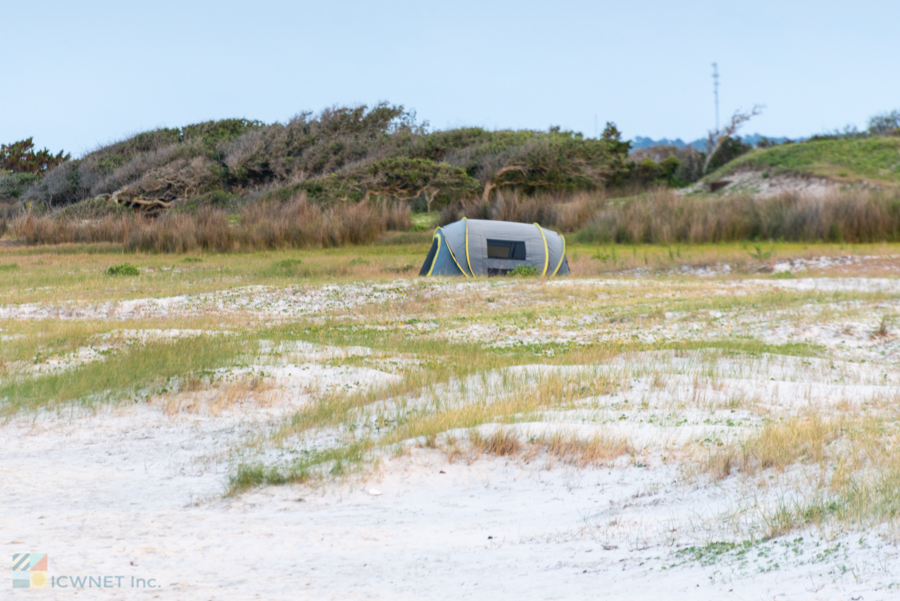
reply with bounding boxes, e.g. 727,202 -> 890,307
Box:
3,104 -> 899,220
0,104 -> 687,213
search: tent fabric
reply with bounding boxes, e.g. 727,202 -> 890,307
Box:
419,218 -> 569,277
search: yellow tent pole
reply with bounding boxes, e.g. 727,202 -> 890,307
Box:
550,234 -> 566,277
533,223 -> 549,276
425,231 -> 442,276
463,217 -> 475,276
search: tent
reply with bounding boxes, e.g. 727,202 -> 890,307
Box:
419,218 -> 569,277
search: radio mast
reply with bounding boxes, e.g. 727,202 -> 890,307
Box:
712,62 -> 720,131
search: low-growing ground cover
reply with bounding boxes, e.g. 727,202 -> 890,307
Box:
705,136 -> 900,186
2,241 -> 900,599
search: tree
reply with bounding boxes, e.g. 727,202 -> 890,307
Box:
359,158 -> 480,210
601,122 -> 632,186
868,110 -> 900,136
0,138 -> 70,175
481,125 -> 629,201
702,105 -> 763,175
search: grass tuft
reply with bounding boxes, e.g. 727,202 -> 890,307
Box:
107,263 -> 140,276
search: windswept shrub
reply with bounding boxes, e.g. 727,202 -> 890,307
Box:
0,173 -> 40,200
26,103 -> 656,214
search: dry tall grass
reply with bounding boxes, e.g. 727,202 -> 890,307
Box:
444,188 -> 900,244
12,186 -> 900,250
705,410 -> 900,535
574,188 -> 900,244
466,429 -> 631,466
706,414 -> 842,480
12,194 -> 410,252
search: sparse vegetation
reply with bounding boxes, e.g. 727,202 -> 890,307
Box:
7,105 -> 900,590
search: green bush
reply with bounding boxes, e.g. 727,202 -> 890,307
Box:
106,263 -> 140,276
269,259 -> 307,277
0,173 -> 40,200
706,136 -> 752,173
509,264 -> 539,277
182,118 -> 265,148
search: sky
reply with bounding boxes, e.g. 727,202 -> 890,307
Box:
3,0 -> 899,156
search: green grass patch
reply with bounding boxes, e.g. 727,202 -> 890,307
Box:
509,264 -> 539,277
0,334 -> 254,414
227,440 -> 373,495
707,137 -> 900,185
410,212 -> 439,232
107,263 -> 140,276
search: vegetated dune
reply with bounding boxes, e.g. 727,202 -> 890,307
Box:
694,136 -> 900,196
2,104 -> 646,216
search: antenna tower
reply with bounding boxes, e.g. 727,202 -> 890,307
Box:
712,62 -> 719,131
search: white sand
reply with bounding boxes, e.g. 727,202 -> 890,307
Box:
3,407 -> 898,600
3,275 -> 900,598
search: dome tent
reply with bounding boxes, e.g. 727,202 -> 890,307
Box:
419,218 -> 569,277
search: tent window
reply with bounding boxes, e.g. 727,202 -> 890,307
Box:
486,239 -> 526,260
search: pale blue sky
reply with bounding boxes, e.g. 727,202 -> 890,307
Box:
4,0 -> 898,155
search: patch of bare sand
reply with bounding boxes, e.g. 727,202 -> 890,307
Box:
680,169 -> 881,197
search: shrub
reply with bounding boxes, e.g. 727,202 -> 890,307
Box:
0,173 -> 41,200
0,138 -> 70,175
705,136 -> 752,173
868,110 -> 900,136
509,264 -> 539,277
107,263 -> 140,276
630,145 -> 703,185
182,118 -> 265,148
24,104 -> 662,213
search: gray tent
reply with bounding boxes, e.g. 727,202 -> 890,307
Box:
419,218 -> 569,277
